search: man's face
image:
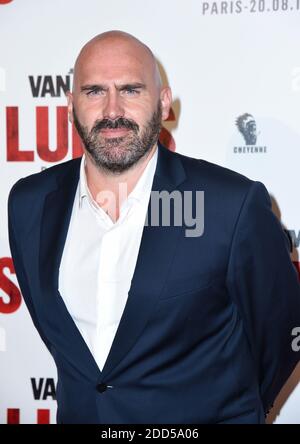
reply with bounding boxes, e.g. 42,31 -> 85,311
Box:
68,38 -> 170,173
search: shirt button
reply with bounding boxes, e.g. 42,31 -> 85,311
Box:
96,383 -> 108,393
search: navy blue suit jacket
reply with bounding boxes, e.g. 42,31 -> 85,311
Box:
8,143 -> 300,424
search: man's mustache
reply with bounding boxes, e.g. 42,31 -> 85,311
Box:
91,118 -> 139,134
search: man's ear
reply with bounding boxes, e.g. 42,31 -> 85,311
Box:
66,91 -> 74,124
160,87 -> 172,121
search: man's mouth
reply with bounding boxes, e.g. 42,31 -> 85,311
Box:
99,127 -> 131,138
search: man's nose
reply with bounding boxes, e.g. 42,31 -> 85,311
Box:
103,91 -> 125,120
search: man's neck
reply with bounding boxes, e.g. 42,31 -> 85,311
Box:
84,145 -> 157,222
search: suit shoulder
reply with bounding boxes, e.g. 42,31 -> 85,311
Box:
9,157 -> 81,202
175,150 -> 253,192
168,150 -> 265,217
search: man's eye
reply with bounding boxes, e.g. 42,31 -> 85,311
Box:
124,88 -> 139,96
86,89 -> 103,96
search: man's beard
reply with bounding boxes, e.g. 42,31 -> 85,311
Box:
73,102 -> 162,174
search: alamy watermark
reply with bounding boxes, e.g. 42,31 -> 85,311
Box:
291,327 -> 300,352
95,184 -> 204,238
145,190 -> 204,237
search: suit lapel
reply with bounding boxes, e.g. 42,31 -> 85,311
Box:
39,144 -> 186,381
101,144 -> 186,379
39,158 -> 100,381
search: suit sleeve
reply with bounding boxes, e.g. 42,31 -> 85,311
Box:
7,180 -> 52,354
226,181 -> 300,415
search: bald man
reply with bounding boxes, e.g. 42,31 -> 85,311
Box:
8,31 -> 300,424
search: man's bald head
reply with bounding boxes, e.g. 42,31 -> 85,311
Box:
67,30 -> 172,174
73,30 -> 162,93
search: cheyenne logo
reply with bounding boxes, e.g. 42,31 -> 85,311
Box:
236,113 -> 257,145
234,113 -> 267,154
29,70 -> 73,98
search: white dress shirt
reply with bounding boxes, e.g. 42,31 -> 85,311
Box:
58,148 -> 157,371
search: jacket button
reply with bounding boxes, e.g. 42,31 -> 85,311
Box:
96,383 -> 107,393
